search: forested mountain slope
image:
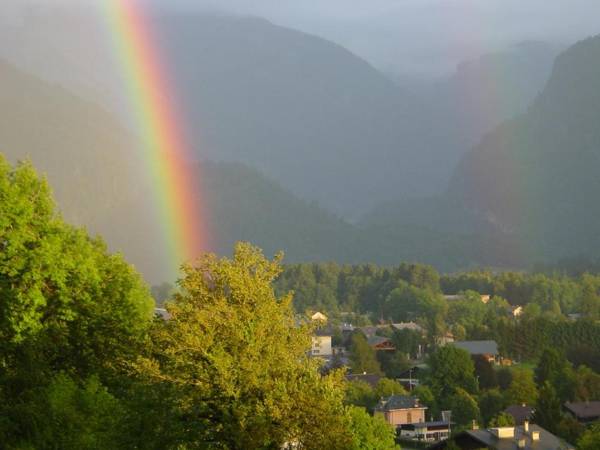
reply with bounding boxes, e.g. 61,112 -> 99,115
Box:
448,35 -> 600,263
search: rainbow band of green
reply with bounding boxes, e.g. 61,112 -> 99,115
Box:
102,0 -> 207,278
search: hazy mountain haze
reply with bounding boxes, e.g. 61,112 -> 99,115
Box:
2,0 -> 600,282
4,0 -> 600,77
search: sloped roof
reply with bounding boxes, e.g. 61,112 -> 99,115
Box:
429,424 -> 573,450
367,335 -> 393,347
376,395 -> 425,412
453,340 -> 498,356
392,322 -> 424,332
345,373 -> 382,388
504,404 -> 535,425
564,401 -> 600,420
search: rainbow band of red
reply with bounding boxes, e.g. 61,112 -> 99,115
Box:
103,0 -> 206,276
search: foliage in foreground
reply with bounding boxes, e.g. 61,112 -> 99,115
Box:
0,156 -> 399,449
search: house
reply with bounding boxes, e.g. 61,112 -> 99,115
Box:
399,421 -> 451,442
443,294 -> 491,304
345,373 -> 383,388
311,311 -> 328,322
392,321 -> 425,334
564,401 -> 600,424
154,307 -> 171,320
375,395 -> 427,428
367,335 -> 395,351
509,305 -> 523,318
311,327 -> 333,357
437,331 -> 455,346
452,340 -> 499,363
428,422 -> 574,450
504,404 -> 535,425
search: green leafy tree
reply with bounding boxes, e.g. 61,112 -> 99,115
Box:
577,423 -> 600,450
505,369 -> 538,406
135,243 -> 353,449
347,406 -> 400,450
448,388 -> 480,428
375,378 -> 407,399
534,382 -> 562,434
10,373 -> 126,449
574,365 -> 600,401
489,412 -> 515,427
351,332 -> 383,375
427,346 -> 477,403
0,157 -> 153,448
473,355 -> 498,389
479,389 -> 506,426
496,367 -> 513,390
412,385 -> 437,420
346,380 -> 378,411
377,351 -> 410,379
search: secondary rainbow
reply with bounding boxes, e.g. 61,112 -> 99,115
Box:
102,0 -> 207,276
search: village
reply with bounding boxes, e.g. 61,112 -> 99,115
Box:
306,295 -> 598,450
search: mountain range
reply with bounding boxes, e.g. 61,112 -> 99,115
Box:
1,7 -> 598,281
0,8 -> 558,218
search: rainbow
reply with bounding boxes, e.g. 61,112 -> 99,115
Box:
102,0 -> 207,278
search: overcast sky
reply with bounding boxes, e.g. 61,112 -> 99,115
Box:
7,0 -> 600,77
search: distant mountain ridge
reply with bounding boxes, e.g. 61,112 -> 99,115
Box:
0,8 -> 558,219
365,34 -> 600,268
448,34 -> 600,264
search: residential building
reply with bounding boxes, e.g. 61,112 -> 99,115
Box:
452,340 -> 499,363
428,422 -> 574,450
367,335 -> 395,351
504,404 -> 535,425
392,321 -> 425,334
510,305 -> 523,318
443,294 -> 491,304
345,373 -> 383,388
311,327 -> 332,357
399,421 -> 451,442
437,331 -> 455,346
311,311 -> 328,322
375,395 -> 427,427
564,401 -> 600,424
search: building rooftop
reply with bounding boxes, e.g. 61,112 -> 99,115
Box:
429,424 -> 573,450
453,340 -> 498,356
392,322 -> 424,333
564,401 -> 600,420
345,373 -> 383,388
504,404 -> 535,425
376,395 -> 426,412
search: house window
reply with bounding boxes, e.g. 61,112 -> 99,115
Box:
407,412 -> 412,423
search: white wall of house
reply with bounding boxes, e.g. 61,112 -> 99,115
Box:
311,336 -> 332,356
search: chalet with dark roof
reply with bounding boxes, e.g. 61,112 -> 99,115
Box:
504,404 -> 535,425
367,335 -> 395,351
564,401 -> 600,424
452,340 -> 499,363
